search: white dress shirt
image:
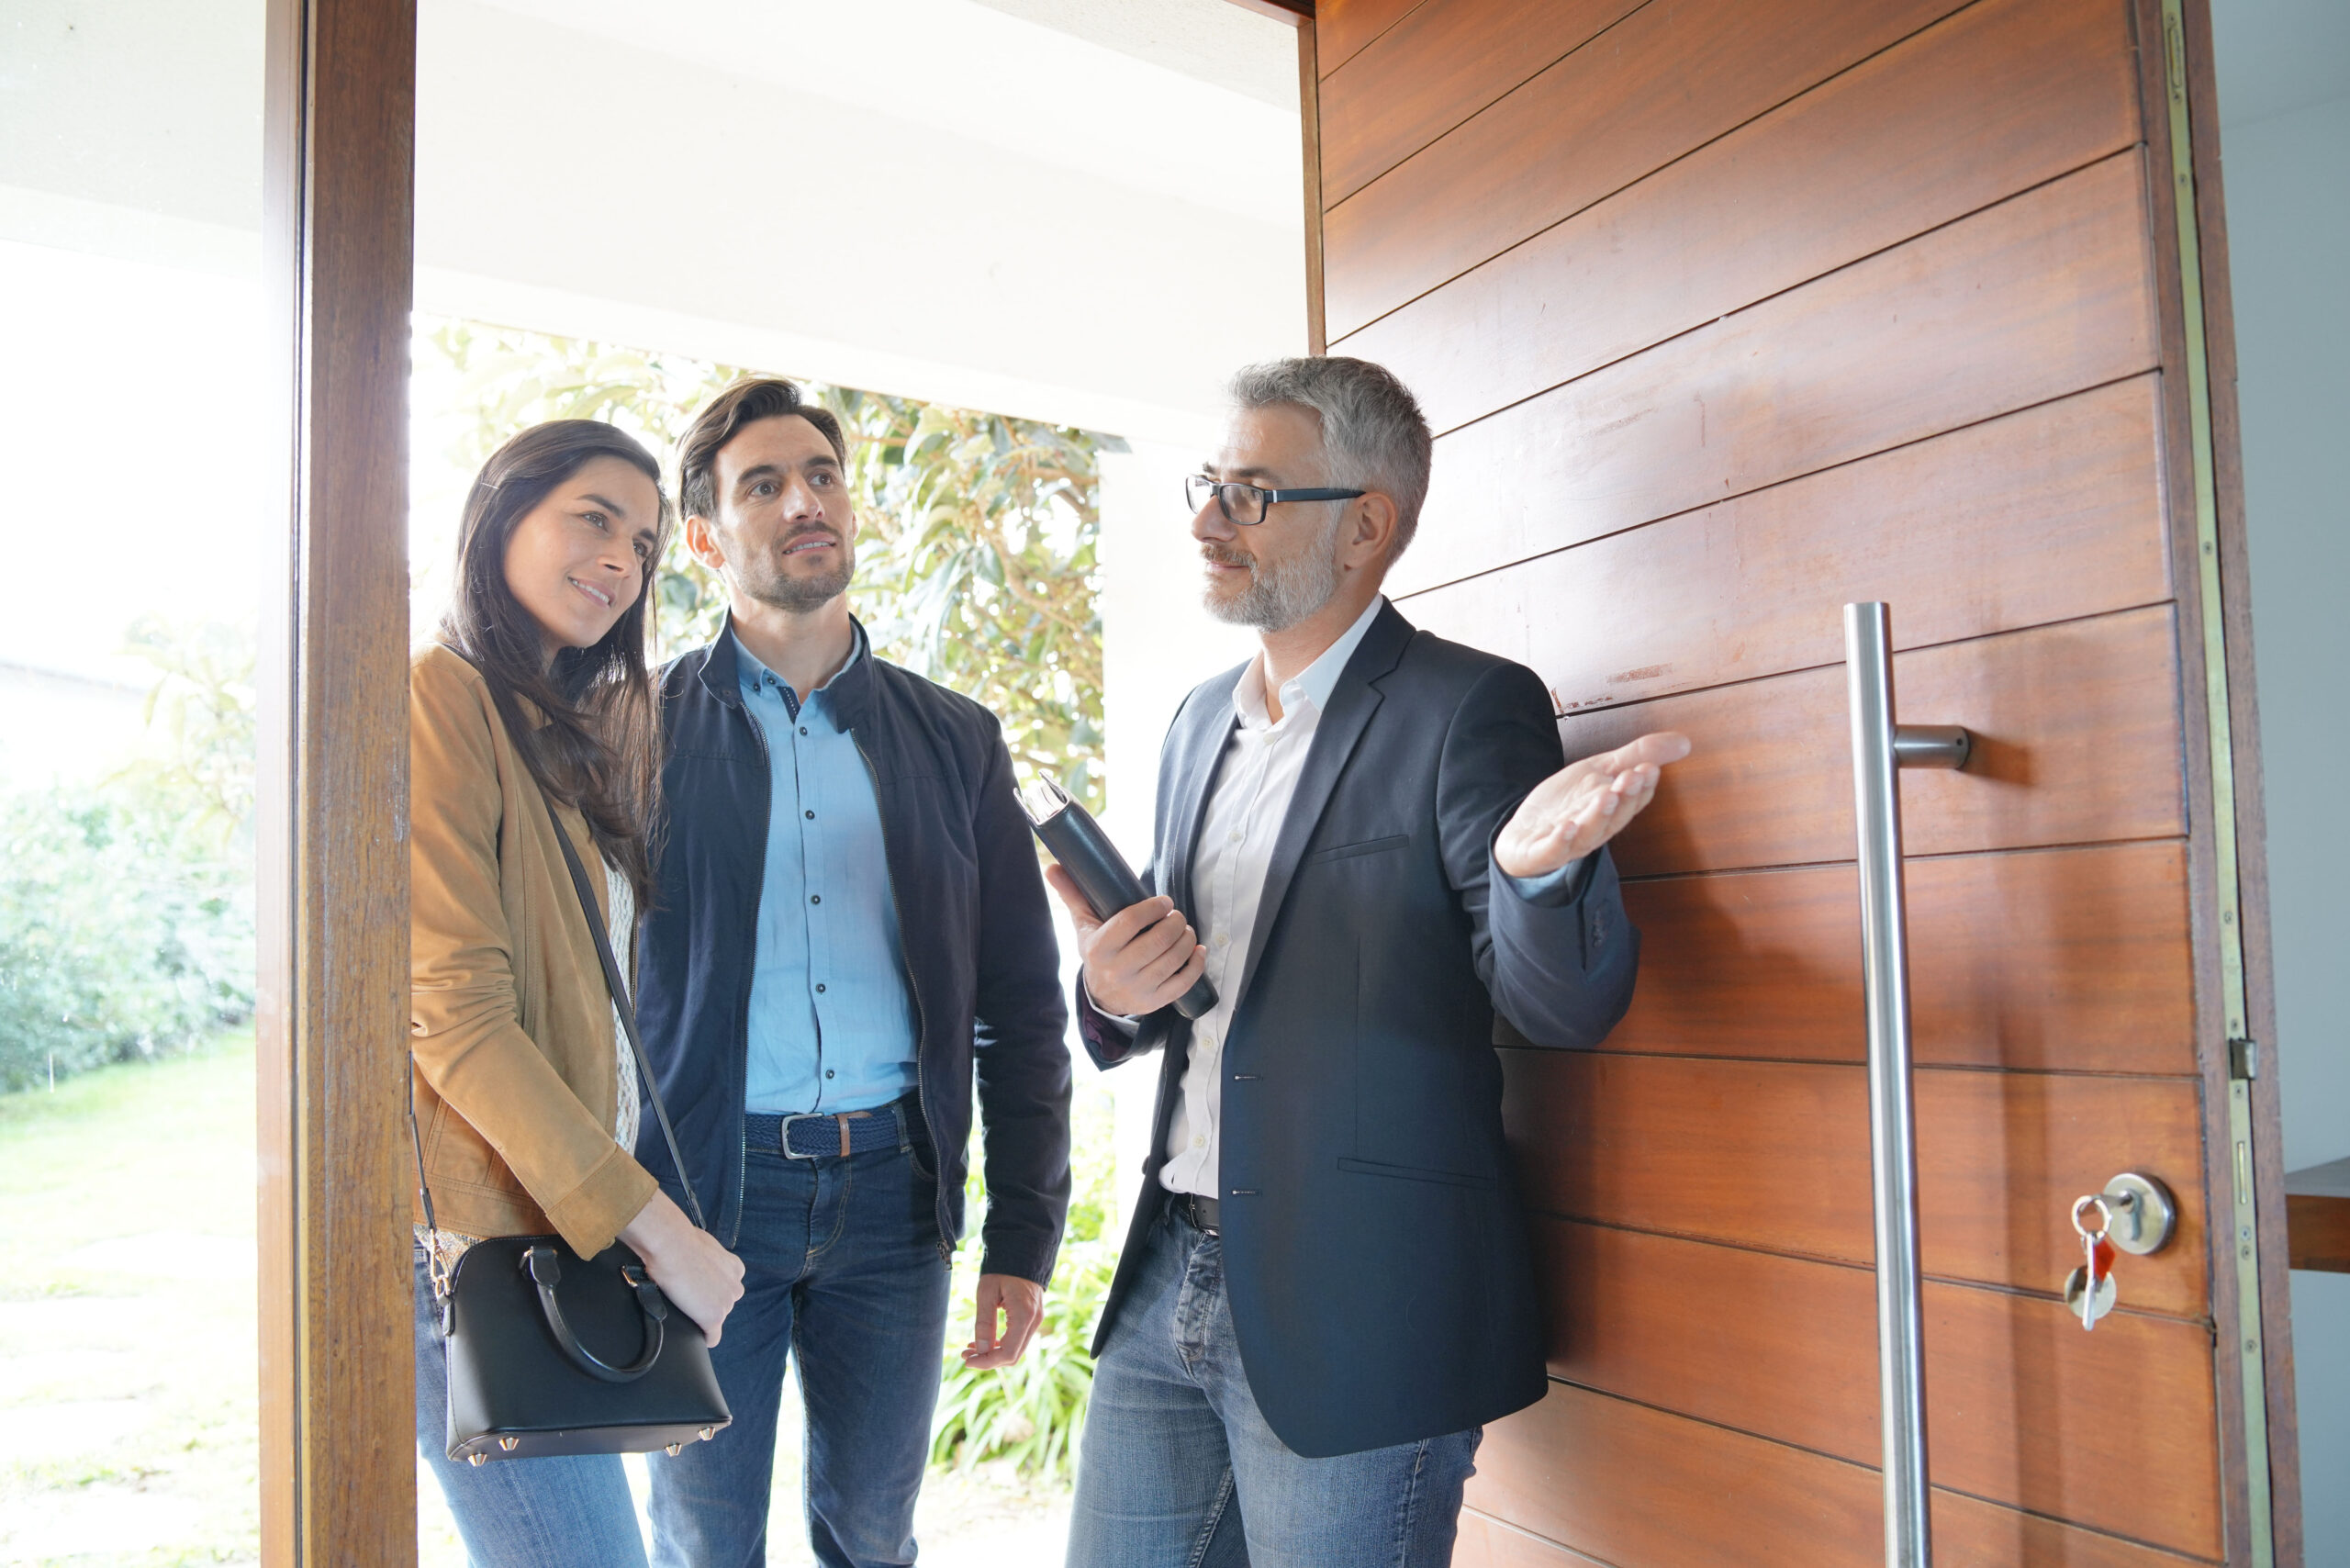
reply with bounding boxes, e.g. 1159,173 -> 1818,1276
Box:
1158,596 -> 1388,1198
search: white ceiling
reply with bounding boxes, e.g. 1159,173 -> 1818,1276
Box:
0,0 -> 1306,446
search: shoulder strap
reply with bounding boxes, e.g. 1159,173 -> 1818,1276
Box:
542,794 -> 710,1232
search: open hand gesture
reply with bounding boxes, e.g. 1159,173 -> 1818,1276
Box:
1494,732 -> 1692,879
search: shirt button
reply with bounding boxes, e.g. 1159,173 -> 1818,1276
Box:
799,726 -> 810,736
805,810 -> 815,819
1228,828 -> 1243,843
815,983 -> 827,993
825,1070 -> 835,1079
1192,1136 -> 1206,1149
1212,933 -> 1229,949
810,894 -> 822,905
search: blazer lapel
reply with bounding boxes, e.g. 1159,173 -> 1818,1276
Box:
1160,675 -> 1242,918
1233,602 -> 1415,1011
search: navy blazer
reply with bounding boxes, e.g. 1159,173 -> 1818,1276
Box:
1078,602 -> 1638,1456
632,621 -> 1071,1284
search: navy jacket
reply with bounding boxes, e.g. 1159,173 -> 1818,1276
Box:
633,622 -> 1071,1284
1078,602 -> 1639,1456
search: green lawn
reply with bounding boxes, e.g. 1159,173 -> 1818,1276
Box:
0,1034 -> 263,1567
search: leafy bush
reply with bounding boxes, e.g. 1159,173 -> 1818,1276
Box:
0,617 -> 257,1093
0,784 -> 255,1092
931,1087 -> 1123,1480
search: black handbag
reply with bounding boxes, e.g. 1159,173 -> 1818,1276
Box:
408,793 -> 731,1466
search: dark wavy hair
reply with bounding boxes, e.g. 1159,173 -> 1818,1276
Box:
677,377 -> 849,523
437,420 -> 673,903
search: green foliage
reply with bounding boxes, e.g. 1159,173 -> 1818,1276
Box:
421,319 -> 1108,812
0,618 -> 258,1094
122,615 -> 259,854
930,1088 -> 1122,1480
833,392 -> 1106,812
0,787 -> 254,1092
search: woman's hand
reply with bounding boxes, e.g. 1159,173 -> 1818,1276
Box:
619,1190 -> 745,1346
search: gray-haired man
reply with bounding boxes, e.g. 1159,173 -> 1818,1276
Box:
1053,358 -> 1687,1565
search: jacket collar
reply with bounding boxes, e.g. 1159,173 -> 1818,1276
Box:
695,612 -> 878,730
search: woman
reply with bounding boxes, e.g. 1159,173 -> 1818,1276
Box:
408,420 -> 744,1567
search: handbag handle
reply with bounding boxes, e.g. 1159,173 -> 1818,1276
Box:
525,1243 -> 666,1383
405,785 -> 712,1273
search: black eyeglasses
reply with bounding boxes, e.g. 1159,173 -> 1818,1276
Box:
1184,474 -> 1365,526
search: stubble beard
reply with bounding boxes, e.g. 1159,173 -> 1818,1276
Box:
1202,505 -> 1346,633
740,530 -> 856,614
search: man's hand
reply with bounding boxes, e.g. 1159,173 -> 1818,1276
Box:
963,1273 -> 1045,1368
1494,731 -> 1693,879
1044,867 -> 1207,1017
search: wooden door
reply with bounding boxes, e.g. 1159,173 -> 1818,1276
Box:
1299,0 -> 2298,1561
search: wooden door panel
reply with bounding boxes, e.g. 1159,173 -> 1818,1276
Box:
1547,840 -> 2198,1076
1393,376 -> 2169,685
1469,1382 -> 2214,1567
1415,149 -> 2154,580
1337,0 -> 2140,429
1529,606 -> 2185,879
1533,1220 -> 2223,1555
1502,1051 -> 2210,1316
1308,0 -> 2251,1549
1315,0 -> 1427,76
1456,1510 -> 1597,1567
1318,0 -> 1644,204
1323,0 -> 1964,340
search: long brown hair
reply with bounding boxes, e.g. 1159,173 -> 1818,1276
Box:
438,420 -> 672,903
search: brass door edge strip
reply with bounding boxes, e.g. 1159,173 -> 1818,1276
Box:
2157,1 -> 2274,1561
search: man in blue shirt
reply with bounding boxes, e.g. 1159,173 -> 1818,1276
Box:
632,378 -> 1071,1568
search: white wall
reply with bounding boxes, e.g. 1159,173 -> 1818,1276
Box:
2209,0 -> 2350,1552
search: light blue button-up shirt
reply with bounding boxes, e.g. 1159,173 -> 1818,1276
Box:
734,629 -> 921,1114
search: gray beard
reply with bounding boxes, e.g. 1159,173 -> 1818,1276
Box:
740,534 -> 855,614
1203,507 -> 1345,633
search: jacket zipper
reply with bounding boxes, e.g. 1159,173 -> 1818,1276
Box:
729,691 -> 773,1251
853,731 -> 951,1262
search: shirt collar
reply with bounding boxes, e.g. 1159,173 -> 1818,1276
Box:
1231,595 -> 1386,732
733,622 -> 866,711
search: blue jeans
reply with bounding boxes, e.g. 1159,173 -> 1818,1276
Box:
414,1247 -> 650,1568
647,1117 -> 950,1568
1067,1202 -> 1480,1568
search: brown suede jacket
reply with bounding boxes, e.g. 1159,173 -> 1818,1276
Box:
408,643 -> 656,1258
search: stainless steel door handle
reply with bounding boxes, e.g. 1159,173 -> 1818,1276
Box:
1845,603 -> 1974,1568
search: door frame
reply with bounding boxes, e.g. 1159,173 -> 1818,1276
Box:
2143,0 -> 2302,1559
255,0 -> 416,1561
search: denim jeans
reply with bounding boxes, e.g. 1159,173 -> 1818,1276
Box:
646,1117 -> 950,1568
413,1248 -> 650,1568
1067,1201 -> 1480,1568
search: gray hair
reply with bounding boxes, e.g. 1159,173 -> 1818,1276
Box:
1227,356 -> 1433,562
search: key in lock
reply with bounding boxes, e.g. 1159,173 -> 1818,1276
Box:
2065,1193 -> 2119,1330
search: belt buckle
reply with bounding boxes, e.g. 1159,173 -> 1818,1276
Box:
777,1112 -> 826,1159
778,1109 -> 873,1159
